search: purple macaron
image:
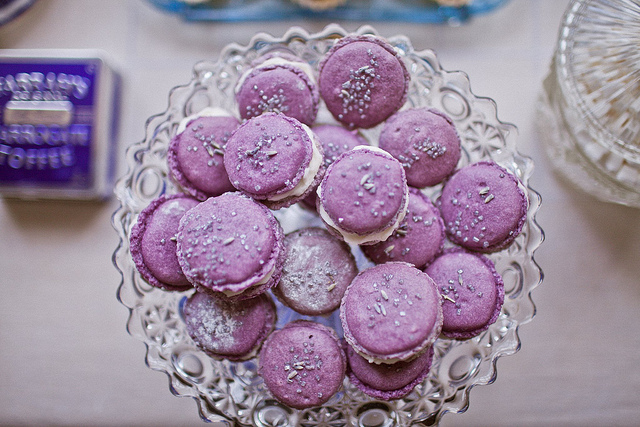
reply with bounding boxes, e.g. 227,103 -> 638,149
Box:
379,107 -> 461,188
318,35 -> 410,129
167,108 -> 239,200
340,262 -> 443,364
176,192 -> 285,300
273,227 -> 358,316
317,146 -> 409,245
130,194 -> 199,291
224,112 -> 325,210
235,57 -> 319,126
361,187 -> 445,269
183,290 -> 277,361
438,161 -> 528,252
345,341 -> 434,400
259,320 -> 346,410
424,248 -> 505,339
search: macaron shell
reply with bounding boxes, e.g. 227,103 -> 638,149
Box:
439,161 -> 528,252
340,262 -> 443,363
379,108 -> 461,187
259,320 -> 346,410
184,291 -> 277,361
424,248 -> 505,339
168,115 -> 239,200
318,35 -> 409,129
130,194 -> 199,291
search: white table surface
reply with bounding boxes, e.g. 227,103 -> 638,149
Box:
1,1 -> 640,426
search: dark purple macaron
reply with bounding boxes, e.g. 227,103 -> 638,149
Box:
361,187 -> 445,269
438,161 -> 528,252
301,124 -> 369,210
345,341 -> 434,400
130,194 -> 199,291
167,109 -> 239,200
424,248 -> 504,339
273,227 -> 358,316
340,262 -> 443,364
379,107 -> 461,188
176,192 -> 285,300
317,146 -> 409,245
318,34 -> 410,129
235,59 -> 319,126
259,320 -> 346,410
224,112 -> 325,210
183,290 -> 277,361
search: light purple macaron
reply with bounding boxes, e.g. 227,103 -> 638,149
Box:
259,320 -> 346,410
340,262 -> 443,364
317,146 -> 409,245
273,227 -> 358,316
345,341 -> 434,400
224,112 -> 325,210
176,192 -> 285,300
379,107 -> 461,188
318,35 -> 410,129
438,161 -> 528,252
183,290 -> 277,361
424,248 -> 505,339
167,111 -> 239,200
130,194 -> 199,291
361,187 -> 445,269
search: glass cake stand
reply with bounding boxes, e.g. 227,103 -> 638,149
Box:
112,24 -> 544,426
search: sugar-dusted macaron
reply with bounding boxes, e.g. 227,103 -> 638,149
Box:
183,290 -> 277,361
424,248 -> 504,339
176,192 -> 285,300
168,107 -> 239,200
438,161 -> 528,252
361,187 -> 445,269
318,34 -> 410,129
273,227 -> 358,316
317,146 -> 409,245
340,262 -> 443,364
259,320 -> 346,409
301,123 -> 369,210
224,112 -> 325,210
235,55 -> 319,126
130,194 -> 199,292
345,341 -> 434,400
379,107 -> 461,187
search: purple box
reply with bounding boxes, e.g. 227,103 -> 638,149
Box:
0,50 -> 120,200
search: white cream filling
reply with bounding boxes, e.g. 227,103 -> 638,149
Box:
317,145 -> 409,246
235,57 -> 316,94
220,264 -> 276,297
269,124 -> 323,202
176,107 -> 233,135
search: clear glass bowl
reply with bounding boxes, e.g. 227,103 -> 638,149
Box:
112,24 -> 543,426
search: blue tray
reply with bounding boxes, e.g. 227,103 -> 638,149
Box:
147,0 -> 509,23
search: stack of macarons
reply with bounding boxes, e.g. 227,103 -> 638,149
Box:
129,32 -> 529,409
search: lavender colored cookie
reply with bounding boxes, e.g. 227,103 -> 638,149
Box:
273,227 -> 358,316
183,290 -> 276,361
318,35 -> 410,129
301,124 -> 369,210
317,146 -> 409,245
379,108 -> 461,187
346,341 -> 434,400
167,108 -> 239,200
361,187 -> 445,269
340,262 -> 443,364
259,320 -> 346,409
438,161 -> 528,252
235,57 -> 319,126
176,192 -> 284,300
424,248 -> 504,339
224,113 -> 325,210
130,194 -> 199,291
